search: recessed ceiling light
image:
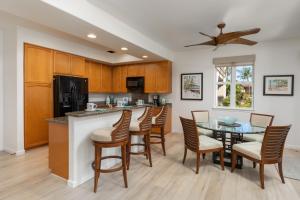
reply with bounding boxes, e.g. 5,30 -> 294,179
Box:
142,55 -> 148,59
121,47 -> 128,51
87,33 -> 97,39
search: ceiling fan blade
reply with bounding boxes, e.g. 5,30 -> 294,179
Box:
199,32 -> 215,39
184,40 -> 216,47
218,28 -> 261,43
226,38 -> 257,46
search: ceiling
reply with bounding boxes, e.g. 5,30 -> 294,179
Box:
88,0 -> 300,51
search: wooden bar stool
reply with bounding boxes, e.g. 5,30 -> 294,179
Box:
127,106 -> 153,169
150,106 -> 168,156
90,110 -> 132,193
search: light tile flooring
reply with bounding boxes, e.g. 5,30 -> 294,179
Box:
0,134 -> 299,200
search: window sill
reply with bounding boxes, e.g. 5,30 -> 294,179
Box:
212,107 -> 254,112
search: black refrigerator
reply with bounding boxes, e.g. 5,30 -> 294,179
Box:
53,75 -> 88,117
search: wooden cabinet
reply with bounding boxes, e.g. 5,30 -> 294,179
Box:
85,61 -> 113,93
24,82 -> 52,149
101,64 -> 113,92
54,51 -> 70,75
70,55 -> 85,77
49,122 -> 68,179
144,61 -> 172,93
144,63 -> 157,93
54,51 -> 85,77
85,61 -> 101,92
127,64 -> 145,77
24,44 -> 53,149
24,44 -> 53,84
112,66 -> 127,93
152,105 -> 172,134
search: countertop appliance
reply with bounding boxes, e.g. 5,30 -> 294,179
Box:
153,95 -> 160,106
54,75 -> 88,117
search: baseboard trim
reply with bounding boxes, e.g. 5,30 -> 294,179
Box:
16,149 -> 25,156
4,148 -> 25,155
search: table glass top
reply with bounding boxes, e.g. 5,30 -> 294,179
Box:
196,119 -> 266,134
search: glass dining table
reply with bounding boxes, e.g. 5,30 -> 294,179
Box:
197,119 -> 266,168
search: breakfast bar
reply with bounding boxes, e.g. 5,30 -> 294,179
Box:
48,106 -> 146,187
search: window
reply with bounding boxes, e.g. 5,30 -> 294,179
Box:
214,55 -> 255,110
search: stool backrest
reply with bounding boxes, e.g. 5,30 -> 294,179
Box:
153,106 -> 168,125
138,106 -> 153,132
112,110 -> 132,142
261,125 -> 291,163
250,113 -> 274,128
180,117 -> 199,152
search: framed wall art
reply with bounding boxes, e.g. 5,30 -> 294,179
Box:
263,75 -> 294,96
181,73 -> 203,100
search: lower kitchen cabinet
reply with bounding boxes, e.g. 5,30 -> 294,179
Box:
24,82 -> 52,149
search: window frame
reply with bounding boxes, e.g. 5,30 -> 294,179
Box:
214,64 -> 255,111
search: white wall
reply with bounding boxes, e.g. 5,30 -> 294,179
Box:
165,39 -> 300,149
0,12 -> 126,154
0,30 -> 3,151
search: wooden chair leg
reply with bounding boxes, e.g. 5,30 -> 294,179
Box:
220,149 -> 224,171
253,162 -> 257,168
121,145 -> 128,188
144,136 -> 148,160
231,150 -> 237,172
182,146 -> 187,164
146,134 -> 152,167
259,164 -> 265,189
278,161 -> 285,184
160,127 -> 166,156
202,153 -> 206,159
94,146 -> 102,193
127,136 -> 132,170
196,152 -> 200,174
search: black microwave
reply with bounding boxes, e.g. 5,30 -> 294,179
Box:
126,77 -> 144,89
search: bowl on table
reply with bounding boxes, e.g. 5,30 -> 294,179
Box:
219,116 -> 238,125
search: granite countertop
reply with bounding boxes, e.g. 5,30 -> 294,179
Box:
48,103 -> 172,121
47,116 -> 68,124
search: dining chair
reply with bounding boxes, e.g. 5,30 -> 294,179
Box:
191,110 -> 213,137
90,110 -> 132,192
127,106 -> 153,169
243,113 -> 274,143
231,125 -> 291,189
180,117 -> 224,174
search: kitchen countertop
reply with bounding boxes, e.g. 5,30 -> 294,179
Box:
47,103 -> 172,122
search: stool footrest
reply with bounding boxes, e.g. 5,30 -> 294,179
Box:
92,155 -> 123,173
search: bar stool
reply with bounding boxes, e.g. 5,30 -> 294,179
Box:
150,106 -> 168,156
127,106 -> 153,169
90,110 -> 132,193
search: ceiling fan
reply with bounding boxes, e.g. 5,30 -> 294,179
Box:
184,23 -> 261,49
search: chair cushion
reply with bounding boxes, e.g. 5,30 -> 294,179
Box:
129,120 -> 140,132
197,127 -> 213,137
199,135 -> 223,151
243,134 -> 264,143
233,142 -> 262,160
90,127 -> 114,142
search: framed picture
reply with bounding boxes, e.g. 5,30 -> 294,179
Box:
263,75 -> 294,96
181,73 -> 203,100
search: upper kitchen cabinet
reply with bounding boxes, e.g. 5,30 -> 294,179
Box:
24,44 -> 53,84
85,61 -> 113,93
54,51 -> 86,77
112,66 -> 127,93
54,51 -> 70,75
144,61 -> 172,93
101,64 -> 113,92
85,61 -> 101,93
70,55 -> 86,77
127,64 -> 145,77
